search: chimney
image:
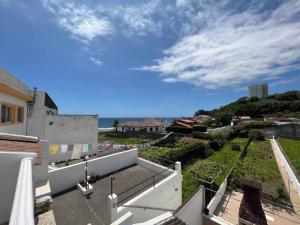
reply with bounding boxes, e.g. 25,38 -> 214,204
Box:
239,179 -> 267,225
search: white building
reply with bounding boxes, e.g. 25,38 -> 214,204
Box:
117,119 -> 166,133
0,68 -> 32,135
248,83 -> 268,98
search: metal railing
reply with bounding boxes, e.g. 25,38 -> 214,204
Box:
115,168 -> 173,205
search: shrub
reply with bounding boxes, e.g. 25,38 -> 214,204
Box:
193,125 -> 207,132
238,130 -> 249,138
231,144 -> 241,151
209,139 -> 225,151
248,129 -> 265,141
244,121 -> 274,129
166,126 -> 192,134
192,131 -> 211,140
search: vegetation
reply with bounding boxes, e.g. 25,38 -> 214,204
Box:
166,125 -> 192,134
182,138 -> 248,201
192,125 -> 207,132
112,120 -> 119,132
195,91 -> 300,126
229,140 -> 291,205
232,144 -> 241,151
278,138 -> 300,179
248,129 -> 265,141
140,140 -> 210,166
98,131 -> 163,144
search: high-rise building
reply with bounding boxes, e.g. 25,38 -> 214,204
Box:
248,83 -> 268,98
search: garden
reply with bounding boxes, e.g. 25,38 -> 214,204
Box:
278,137 -> 300,180
228,140 -> 291,205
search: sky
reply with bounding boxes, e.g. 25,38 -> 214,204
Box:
0,0 -> 300,117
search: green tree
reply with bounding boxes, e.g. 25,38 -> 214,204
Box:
112,120 -> 119,132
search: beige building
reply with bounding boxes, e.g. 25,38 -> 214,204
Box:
248,83 -> 268,98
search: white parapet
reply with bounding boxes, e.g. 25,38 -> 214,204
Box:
9,157 -> 34,225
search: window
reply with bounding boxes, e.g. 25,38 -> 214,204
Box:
1,104 -> 13,123
149,127 -> 153,132
16,106 -> 24,123
156,127 -> 158,131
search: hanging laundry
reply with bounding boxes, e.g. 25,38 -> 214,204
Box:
82,144 -> 89,153
60,144 -> 68,154
71,144 -> 82,159
49,144 -> 60,155
68,144 -> 74,152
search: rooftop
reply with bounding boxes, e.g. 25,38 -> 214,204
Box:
51,164 -> 169,225
0,133 -> 41,164
118,119 -> 165,128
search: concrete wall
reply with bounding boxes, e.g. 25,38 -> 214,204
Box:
0,152 -> 36,224
48,149 -> 138,194
45,115 -> 98,144
271,138 -> 300,197
117,165 -> 182,223
32,139 -> 49,185
207,178 -> 228,214
176,187 -> 205,225
0,92 -> 28,135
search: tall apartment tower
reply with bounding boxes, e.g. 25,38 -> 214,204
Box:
248,83 -> 268,98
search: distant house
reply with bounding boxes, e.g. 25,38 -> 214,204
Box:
194,114 -> 211,123
117,119 -> 166,132
231,116 -> 252,125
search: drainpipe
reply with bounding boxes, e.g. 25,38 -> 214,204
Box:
26,87 -> 37,135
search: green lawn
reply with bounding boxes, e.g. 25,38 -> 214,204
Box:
182,138 -> 248,201
278,137 -> 300,179
229,140 -> 291,205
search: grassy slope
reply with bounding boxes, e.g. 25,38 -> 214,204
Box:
231,140 -> 290,205
278,137 -> 300,179
182,138 -> 248,201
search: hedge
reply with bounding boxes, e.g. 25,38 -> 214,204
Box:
166,126 -> 192,134
192,131 -> 211,140
193,125 -> 207,132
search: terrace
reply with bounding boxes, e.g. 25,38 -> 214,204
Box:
51,164 -> 168,225
46,149 -> 182,225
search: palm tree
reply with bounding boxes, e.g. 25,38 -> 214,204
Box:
112,119 -> 119,132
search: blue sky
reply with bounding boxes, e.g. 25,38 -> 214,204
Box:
0,0 -> 300,117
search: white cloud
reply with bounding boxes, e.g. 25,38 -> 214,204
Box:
139,0 -> 300,88
42,0 -> 113,43
89,57 -> 102,66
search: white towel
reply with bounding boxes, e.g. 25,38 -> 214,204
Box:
60,144 -> 68,154
82,144 -> 89,153
71,144 -> 82,159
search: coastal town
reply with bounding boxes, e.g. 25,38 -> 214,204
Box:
0,68 -> 300,225
1,0 -> 300,225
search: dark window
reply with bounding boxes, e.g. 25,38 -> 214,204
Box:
150,127 -> 153,131
1,104 -> 13,123
16,107 -> 24,123
133,127 -> 135,131
156,127 -> 158,131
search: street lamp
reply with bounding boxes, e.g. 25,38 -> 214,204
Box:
85,155 -> 89,189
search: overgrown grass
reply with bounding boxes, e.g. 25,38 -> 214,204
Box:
278,137 -> 300,179
182,138 -> 248,202
229,140 -> 291,205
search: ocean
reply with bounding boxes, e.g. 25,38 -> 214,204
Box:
99,118 -> 176,128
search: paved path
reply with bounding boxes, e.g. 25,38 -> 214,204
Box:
270,139 -> 300,215
215,190 -> 300,225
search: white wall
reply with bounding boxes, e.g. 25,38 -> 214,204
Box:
176,187 -> 205,225
207,178 -> 227,214
32,139 -> 49,185
117,168 -> 182,223
0,92 -> 28,135
45,115 -> 98,144
0,152 -> 36,224
271,138 -> 300,197
49,149 -> 138,194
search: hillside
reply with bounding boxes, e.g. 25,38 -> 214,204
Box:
195,90 -> 300,122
